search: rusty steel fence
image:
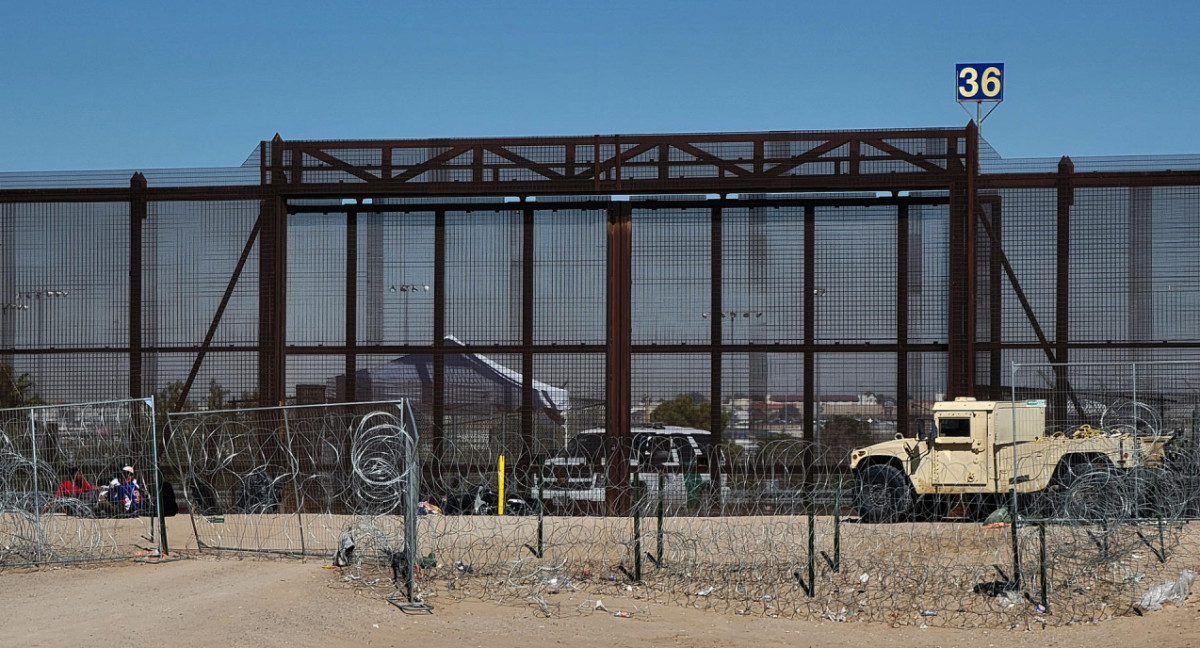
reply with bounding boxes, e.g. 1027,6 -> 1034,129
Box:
4,126 -> 1200,624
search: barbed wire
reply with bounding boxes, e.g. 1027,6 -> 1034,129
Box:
5,397 -> 1200,628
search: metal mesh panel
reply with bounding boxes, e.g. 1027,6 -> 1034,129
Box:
6,129 -> 1200,625
166,401 -> 419,554
0,398 -> 161,565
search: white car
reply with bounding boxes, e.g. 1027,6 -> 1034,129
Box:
533,424 -> 728,511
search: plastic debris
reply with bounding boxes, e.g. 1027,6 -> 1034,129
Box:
333,530 -> 355,567
983,507 -> 1010,525
858,573 -> 869,584
920,609 -> 938,616
1138,570 -> 1196,611
614,611 -> 632,618
697,586 -> 714,596
997,591 -> 1020,608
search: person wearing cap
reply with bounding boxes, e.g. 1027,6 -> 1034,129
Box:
112,465 -> 144,516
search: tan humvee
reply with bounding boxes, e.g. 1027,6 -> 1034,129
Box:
848,397 -> 1174,522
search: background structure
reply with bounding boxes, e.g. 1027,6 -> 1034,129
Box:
2,123 -> 1200,510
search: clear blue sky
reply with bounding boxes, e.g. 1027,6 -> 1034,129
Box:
2,1 -> 1198,172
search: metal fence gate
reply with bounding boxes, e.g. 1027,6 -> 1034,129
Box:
0,397 -> 163,565
165,399 -> 421,565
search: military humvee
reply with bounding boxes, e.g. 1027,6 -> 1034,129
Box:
849,397 -> 1174,522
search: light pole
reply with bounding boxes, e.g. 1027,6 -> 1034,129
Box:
390,283 -> 430,343
812,288 -> 827,460
702,310 -> 764,438
4,290 -> 69,395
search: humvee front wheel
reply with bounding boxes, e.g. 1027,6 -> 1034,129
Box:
854,464 -> 913,523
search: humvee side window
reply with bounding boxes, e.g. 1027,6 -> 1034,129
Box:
938,417 -> 971,437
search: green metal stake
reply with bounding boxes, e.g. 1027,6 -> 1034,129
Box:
1039,522 -> 1048,613
632,471 -> 642,582
832,488 -> 841,572
1156,470 -> 1166,561
806,494 -> 816,598
1010,492 -> 1022,589
537,459 -> 545,559
656,471 -> 664,566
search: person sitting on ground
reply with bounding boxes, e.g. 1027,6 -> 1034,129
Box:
55,467 -> 95,499
112,465 -> 144,516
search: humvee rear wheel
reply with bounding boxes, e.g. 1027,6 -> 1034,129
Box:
854,464 -> 913,523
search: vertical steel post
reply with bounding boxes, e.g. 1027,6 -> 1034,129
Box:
129,173 -> 146,399
151,397 -> 168,556
521,204 -> 535,476
1010,363 -> 1022,590
802,204 -> 817,455
896,203 -> 909,436
282,407 -> 304,555
709,205 -> 723,505
946,124 -> 978,398
632,470 -> 642,581
1039,522 -> 1048,613
536,459 -> 544,558
1053,157 -> 1074,423
806,495 -> 815,597
30,407 -> 42,562
832,487 -> 841,572
403,400 -> 420,604
432,210 -> 446,463
344,207 -> 358,400
606,202 -> 633,516
258,135 -> 288,407
656,470 -> 664,565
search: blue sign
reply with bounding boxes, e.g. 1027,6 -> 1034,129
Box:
956,63 -> 1004,102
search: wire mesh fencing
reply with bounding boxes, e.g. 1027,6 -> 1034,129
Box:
250,410 -> 1196,628
13,382 -> 1180,627
0,398 -> 165,565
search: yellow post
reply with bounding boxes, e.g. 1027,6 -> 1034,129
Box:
498,455 -> 505,515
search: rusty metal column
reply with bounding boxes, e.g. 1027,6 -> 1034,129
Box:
1054,157 -> 1074,420
520,204 -> 535,475
432,209 -> 446,463
802,205 -> 817,445
709,205 -> 724,501
946,123 -> 978,398
605,202 -> 632,516
129,173 -> 146,398
258,137 -> 287,407
344,207 -> 358,400
896,203 -> 909,437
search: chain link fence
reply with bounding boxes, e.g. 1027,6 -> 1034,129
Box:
0,398 -> 165,565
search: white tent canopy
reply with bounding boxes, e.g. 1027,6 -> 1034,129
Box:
326,336 -> 569,423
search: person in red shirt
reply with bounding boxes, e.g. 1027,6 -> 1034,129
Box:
55,467 -> 95,499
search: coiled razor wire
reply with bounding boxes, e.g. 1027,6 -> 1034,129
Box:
0,396 -> 1170,627
0,399 -> 162,566
310,430 -> 1200,629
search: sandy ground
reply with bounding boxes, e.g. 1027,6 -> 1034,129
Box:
4,546 -> 1200,648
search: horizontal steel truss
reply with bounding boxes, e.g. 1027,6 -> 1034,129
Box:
262,128 -> 973,197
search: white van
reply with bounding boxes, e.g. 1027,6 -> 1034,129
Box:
532,424 -> 728,510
